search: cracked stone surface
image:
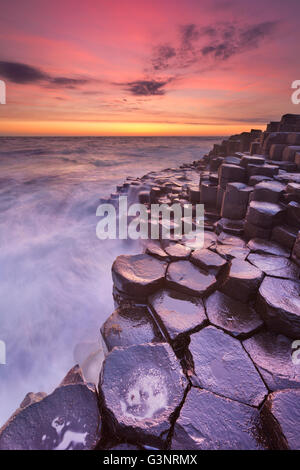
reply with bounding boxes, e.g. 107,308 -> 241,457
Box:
99,343 -> 188,448
216,243 -> 250,260
112,254 -> 166,299
0,381 -> 101,450
101,304 -> 163,352
166,260 -> 217,297
248,253 -> 300,280
247,238 -> 290,257
188,326 -> 268,406
148,289 -> 207,342
164,243 -> 191,260
221,258 -> 264,303
171,388 -> 263,450
257,276 -> 300,338
205,290 -> 263,339
190,248 -> 227,275
261,389 -> 300,450
144,241 -> 168,261
243,330 -> 300,391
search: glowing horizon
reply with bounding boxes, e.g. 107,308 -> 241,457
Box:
0,0 -> 299,136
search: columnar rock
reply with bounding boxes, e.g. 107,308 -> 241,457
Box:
296,152 -> 300,170
166,260 -> 217,297
217,185 -> 225,209
269,144 -> 286,161
247,164 -> 279,179
247,238 -> 290,257
260,389 -> 300,450
220,258 -> 264,303
256,276 -> 300,338
200,181 -> 218,207
101,304 -> 163,352
205,290 -> 263,339
240,155 -> 265,168
0,371 -> 101,450
171,388 -> 263,450
287,133 -> 300,145
272,224 -> 298,249
188,326 -> 267,406
190,248 -> 227,276
144,240 -> 169,260
215,218 -> 244,237
164,243 -> 191,260
243,330 -> 300,391
221,182 -> 253,219
245,201 -> 285,240
218,164 -> 246,189
252,181 -> 285,204
250,142 -> 261,155
112,254 -> 166,299
148,289 -> 207,343
282,146 -> 300,162
287,201 -> 300,227
248,253 -> 300,280
292,231 -> 300,266
99,343 -> 188,448
286,182 -> 300,203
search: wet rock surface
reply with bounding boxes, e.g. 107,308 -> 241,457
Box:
0,380 -> 101,450
257,276 -> 300,337
190,248 -> 227,275
220,258 -> 264,302
5,114 -> 300,450
248,253 -> 300,280
247,238 -> 290,257
148,289 -> 207,342
101,304 -> 163,352
112,254 -> 166,299
171,388 -> 263,450
243,330 -> 300,391
205,290 -> 263,339
164,243 -> 191,260
99,343 -> 188,448
188,326 -> 267,406
166,260 -> 217,297
261,389 -> 300,450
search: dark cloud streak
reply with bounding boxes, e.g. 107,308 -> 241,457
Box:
125,79 -> 169,96
0,61 -> 91,89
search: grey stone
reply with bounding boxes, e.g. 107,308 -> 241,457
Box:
205,290 -> 263,339
257,276 -> 300,338
188,326 -> 267,406
243,330 -> 300,391
99,343 -> 188,448
171,388 -> 263,450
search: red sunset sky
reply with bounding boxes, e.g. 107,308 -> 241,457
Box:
0,0 -> 300,136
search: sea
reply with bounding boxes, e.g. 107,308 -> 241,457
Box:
0,136 -> 221,425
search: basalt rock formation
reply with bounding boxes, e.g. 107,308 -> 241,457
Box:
1,113 -> 300,450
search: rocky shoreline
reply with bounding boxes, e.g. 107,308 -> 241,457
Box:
1,114 -> 300,450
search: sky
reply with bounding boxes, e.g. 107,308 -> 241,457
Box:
0,0 -> 300,136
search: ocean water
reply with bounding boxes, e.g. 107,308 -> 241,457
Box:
0,136 -> 220,425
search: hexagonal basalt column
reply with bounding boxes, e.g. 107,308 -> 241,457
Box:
261,389 -> 300,450
0,379 -> 101,450
205,290 -> 263,339
99,343 -> 188,448
112,254 -> 167,299
243,330 -> 300,391
256,276 -> 300,338
148,289 -> 207,343
220,258 -> 264,303
166,260 -> 217,297
171,388 -> 263,450
188,326 -> 267,406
